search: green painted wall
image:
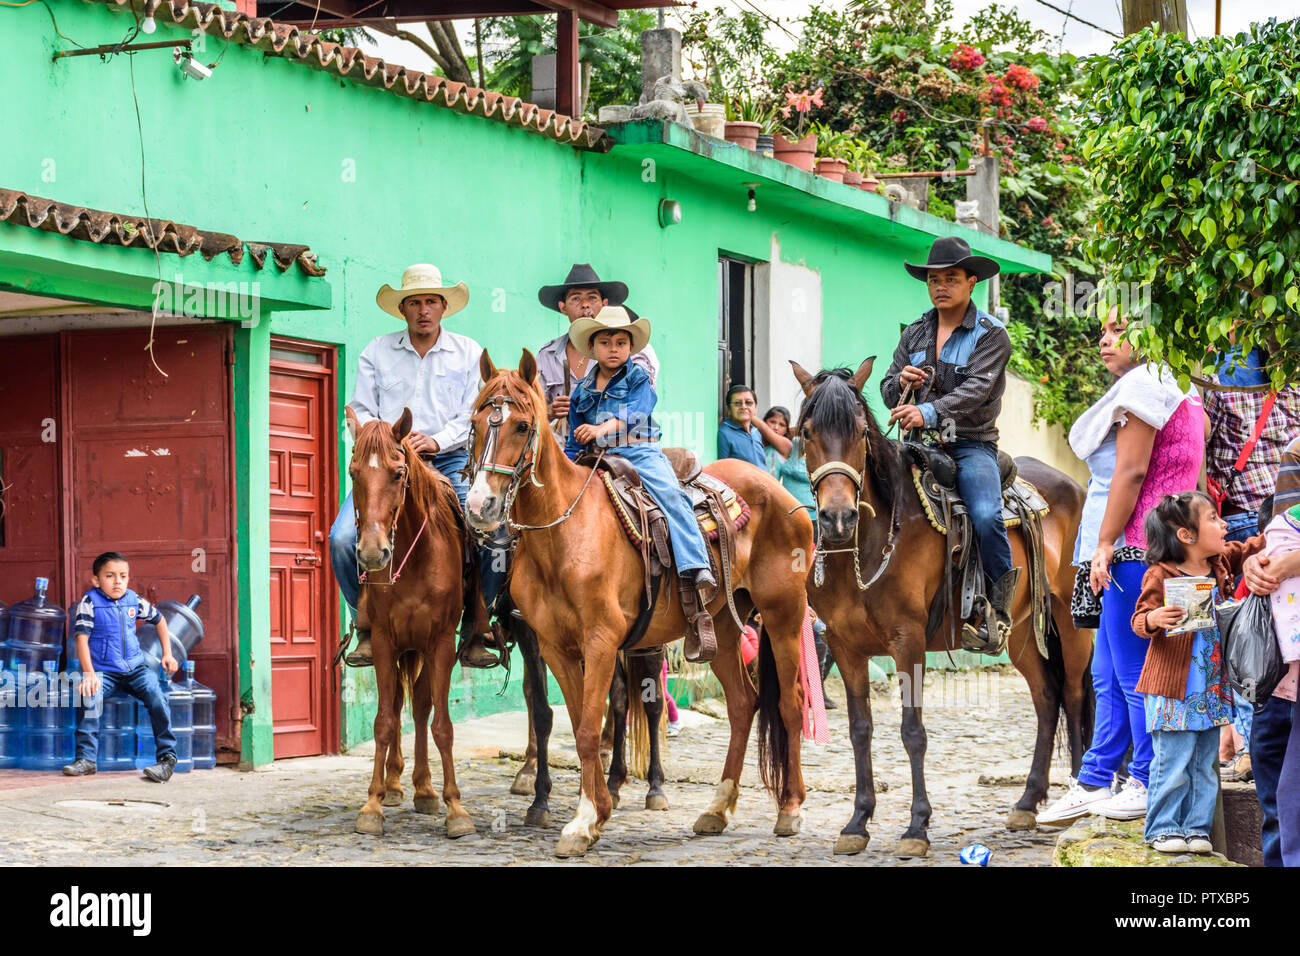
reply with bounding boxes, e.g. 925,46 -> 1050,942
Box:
1,0 -> 1048,757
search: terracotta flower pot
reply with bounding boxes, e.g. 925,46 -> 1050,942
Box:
843,169 -> 864,187
814,157 -> 848,182
724,121 -> 762,150
860,175 -> 882,193
772,131 -> 817,172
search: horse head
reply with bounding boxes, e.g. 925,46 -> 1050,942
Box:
345,405 -> 413,571
465,348 -> 545,532
791,357 -> 889,546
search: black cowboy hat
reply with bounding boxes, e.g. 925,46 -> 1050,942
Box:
537,263 -> 629,311
904,236 -> 1000,282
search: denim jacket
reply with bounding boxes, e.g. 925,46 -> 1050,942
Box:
564,361 -> 660,460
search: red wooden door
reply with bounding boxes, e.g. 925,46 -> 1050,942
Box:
0,335 -> 62,605
269,340 -> 338,758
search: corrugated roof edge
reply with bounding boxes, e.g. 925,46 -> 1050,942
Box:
0,187 -> 327,276
85,0 -> 608,151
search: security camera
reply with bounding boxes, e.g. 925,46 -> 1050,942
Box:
173,47 -> 211,81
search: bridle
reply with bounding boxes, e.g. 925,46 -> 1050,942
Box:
353,449 -> 426,587
466,391 -> 603,535
807,426 -> 899,592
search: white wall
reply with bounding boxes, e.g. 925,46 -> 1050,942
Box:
752,235 -> 822,420
997,372 -> 1090,487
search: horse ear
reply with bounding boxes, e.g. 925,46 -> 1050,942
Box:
392,407 -> 413,443
344,405 -> 360,441
519,348 -> 538,386
790,360 -> 816,397
850,356 -> 876,394
480,349 -> 497,383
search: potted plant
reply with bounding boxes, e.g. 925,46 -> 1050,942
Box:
845,141 -> 884,193
724,94 -> 771,151
812,124 -> 851,182
772,88 -> 821,172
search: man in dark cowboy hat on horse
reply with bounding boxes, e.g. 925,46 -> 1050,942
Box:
880,235 -> 1019,653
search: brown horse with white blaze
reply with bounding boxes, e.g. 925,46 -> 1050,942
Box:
466,350 -> 815,858
345,406 -> 476,839
791,359 -> 1094,857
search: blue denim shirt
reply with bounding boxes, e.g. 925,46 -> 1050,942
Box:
564,361 -> 660,460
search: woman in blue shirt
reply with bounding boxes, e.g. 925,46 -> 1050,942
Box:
564,307 -> 717,658
762,406 -> 814,510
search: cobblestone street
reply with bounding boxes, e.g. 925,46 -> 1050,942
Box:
0,668 -> 1071,866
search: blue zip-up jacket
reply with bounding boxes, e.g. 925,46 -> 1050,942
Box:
72,588 -> 160,674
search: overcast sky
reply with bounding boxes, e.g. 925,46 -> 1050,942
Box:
360,1 -> 1300,79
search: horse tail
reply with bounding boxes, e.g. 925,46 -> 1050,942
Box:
755,624 -> 789,805
626,654 -> 665,780
398,649 -> 423,710
1042,614 -> 1071,758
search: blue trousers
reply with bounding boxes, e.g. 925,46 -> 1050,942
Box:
1278,695 -> 1300,866
607,442 -> 710,574
949,440 -> 1013,582
1251,694 -> 1292,866
76,663 -> 176,763
329,449 -> 506,618
1144,726 -> 1220,842
1078,560 -> 1153,788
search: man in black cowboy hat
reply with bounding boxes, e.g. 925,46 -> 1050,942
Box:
535,264 -> 659,435
881,235 -> 1019,654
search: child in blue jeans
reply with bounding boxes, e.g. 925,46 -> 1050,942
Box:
63,552 -> 179,782
1131,492 -> 1262,853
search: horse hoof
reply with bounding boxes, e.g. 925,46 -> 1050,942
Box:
1006,808 -> 1037,831
693,812 -> 728,835
895,837 -> 930,858
645,792 -> 669,812
555,834 -> 590,858
413,795 -> 442,815
446,815 -> 477,839
774,812 -> 802,837
834,832 -> 870,855
510,769 -> 536,796
382,790 -> 404,807
609,792 -> 620,811
525,807 -> 551,828
354,813 -> 384,836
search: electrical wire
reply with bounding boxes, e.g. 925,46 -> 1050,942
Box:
1033,0 -> 1122,38
0,1 -> 40,6
38,0 -> 83,48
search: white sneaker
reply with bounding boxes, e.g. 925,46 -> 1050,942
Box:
1186,835 -> 1213,854
1095,777 -> 1148,820
1151,834 -> 1188,854
1037,778 -> 1112,826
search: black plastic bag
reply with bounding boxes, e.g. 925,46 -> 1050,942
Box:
1219,594 -> 1285,705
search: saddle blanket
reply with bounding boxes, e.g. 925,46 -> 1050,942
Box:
911,465 -> 1049,536
600,470 -> 750,549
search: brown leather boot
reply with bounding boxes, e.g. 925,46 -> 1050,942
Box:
680,577 -> 717,663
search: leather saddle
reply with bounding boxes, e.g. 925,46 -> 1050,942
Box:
575,447 -> 747,658
901,441 -> 1053,659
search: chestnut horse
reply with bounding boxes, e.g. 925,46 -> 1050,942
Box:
791,360 -> 1094,857
344,406 -> 476,839
466,350 -> 815,858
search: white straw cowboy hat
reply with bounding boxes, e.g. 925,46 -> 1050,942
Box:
568,305 -> 651,358
376,263 -> 469,319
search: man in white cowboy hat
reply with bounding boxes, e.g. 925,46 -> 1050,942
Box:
880,235 -> 1018,655
328,263 -> 499,667
535,263 -> 659,437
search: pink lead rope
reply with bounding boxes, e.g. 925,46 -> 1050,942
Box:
799,606 -> 829,744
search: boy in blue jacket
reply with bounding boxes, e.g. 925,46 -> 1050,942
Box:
63,552 -> 179,782
564,306 -> 718,661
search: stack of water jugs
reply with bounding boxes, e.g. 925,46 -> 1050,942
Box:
0,579 -> 216,772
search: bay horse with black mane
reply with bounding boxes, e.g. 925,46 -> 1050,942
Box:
344,406 -> 477,839
791,359 -> 1094,857
466,350 -> 815,858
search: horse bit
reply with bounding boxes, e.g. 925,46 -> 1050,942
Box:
353,455 -> 425,587
807,449 -> 898,592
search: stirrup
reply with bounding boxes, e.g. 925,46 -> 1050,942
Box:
345,631 -> 374,668
683,613 -> 717,663
457,631 -> 507,670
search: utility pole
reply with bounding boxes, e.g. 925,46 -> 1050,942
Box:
1121,0 -> 1188,35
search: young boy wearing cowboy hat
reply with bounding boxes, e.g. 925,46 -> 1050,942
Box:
327,263 -> 501,667
564,306 -> 718,661
880,235 -> 1020,654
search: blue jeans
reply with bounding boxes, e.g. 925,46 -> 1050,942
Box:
608,442 -> 710,574
1251,694 -> 1292,866
76,663 -> 176,763
1278,696 -> 1300,866
948,440 -> 1013,582
329,448 -> 507,620
1144,726 -> 1221,842
1078,560 -> 1153,788
1224,511 -> 1259,748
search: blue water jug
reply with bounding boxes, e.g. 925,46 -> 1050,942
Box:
0,595 -> 10,652
135,620 -> 188,683
134,700 -> 157,769
165,670 -> 193,774
5,578 -> 66,673
20,661 -> 75,769
97,693 -> 137,772
0,662 -> 20,769
181,662 -> 216,770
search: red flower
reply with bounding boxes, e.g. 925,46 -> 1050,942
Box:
948,44 -> 986,71
891,108 -> 909,123
1004,64 -> 1039,91
1027,116 -> 1048,133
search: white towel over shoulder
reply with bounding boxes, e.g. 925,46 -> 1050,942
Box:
1068,363 -> 1198,461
